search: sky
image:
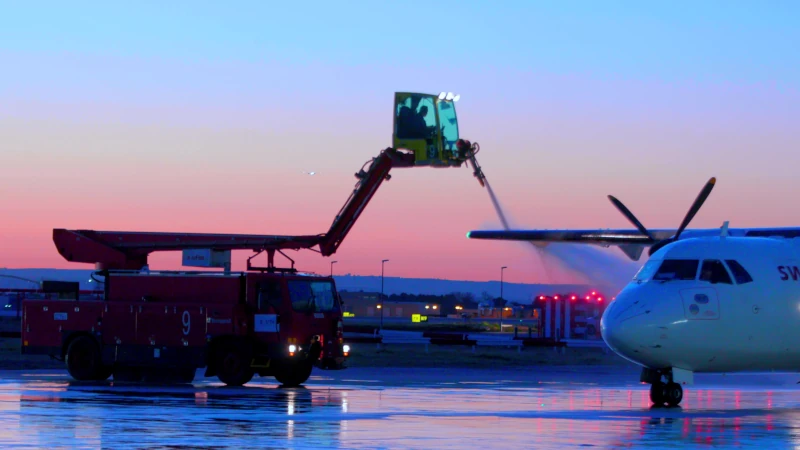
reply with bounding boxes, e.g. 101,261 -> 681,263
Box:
1,1 -> 799,287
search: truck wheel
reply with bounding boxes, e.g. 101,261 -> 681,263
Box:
217,347 -> 254,386
274,361 -> 313,387
65,336 -> 102,381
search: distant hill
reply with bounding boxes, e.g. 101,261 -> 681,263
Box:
0,268 -> 602,303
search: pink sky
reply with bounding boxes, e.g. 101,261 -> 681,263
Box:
2,9 -> 800,285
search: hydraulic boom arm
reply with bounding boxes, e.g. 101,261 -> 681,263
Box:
52,92 -> 488,271
318,148 -> 414,256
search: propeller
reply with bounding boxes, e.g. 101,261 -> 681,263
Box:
608,177 -> 716,256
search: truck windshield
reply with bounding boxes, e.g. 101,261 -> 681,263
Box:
288,280 -> 339,313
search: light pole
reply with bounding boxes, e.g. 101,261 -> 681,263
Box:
381,259 -> 389,329
500,266 -> 507,332
330,260 -> 337,277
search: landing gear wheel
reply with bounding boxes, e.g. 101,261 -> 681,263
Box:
664,382 -> 683,407
274,361 -> 313,387
649,382 -> 666,406
65,336 -> 103,381
217,347 -> 254,386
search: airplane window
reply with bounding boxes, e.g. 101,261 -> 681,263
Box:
653,259 -> 699,281
699,260 -> 733,284
725,260 -> 753,284
633,260 -> 660,282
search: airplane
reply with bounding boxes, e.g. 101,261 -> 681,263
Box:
467,177 -> 800,407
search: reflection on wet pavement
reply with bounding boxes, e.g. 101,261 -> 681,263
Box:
0,368 -> 798,448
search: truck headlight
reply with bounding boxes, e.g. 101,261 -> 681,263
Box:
343,344 -> 350,353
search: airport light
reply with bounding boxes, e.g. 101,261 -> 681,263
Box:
330,260 -> 338,277
381,259 -> 389,329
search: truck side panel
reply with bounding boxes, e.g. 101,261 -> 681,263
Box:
22,300 -> 104,356
135,303 -> 208,348
108,274 -> 242,304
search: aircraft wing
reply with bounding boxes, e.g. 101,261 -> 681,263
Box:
467,226 -> 800,261
466,229 -> 675,244
467,227 -> 800,244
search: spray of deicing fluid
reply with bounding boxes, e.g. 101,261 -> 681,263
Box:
482,178 -> 639,292
484,179 -> 511,230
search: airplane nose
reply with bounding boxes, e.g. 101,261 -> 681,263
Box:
600,298 -> 656,365
601,313 -> 638,359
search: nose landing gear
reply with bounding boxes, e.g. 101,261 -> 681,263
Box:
642,367 -> 684,407
650,380 -> 683,407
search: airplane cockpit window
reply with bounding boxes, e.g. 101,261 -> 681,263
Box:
699,259 -> 733,284
632,260 -> 660,282
652,259 -> 699,281
725,260 -> 753,284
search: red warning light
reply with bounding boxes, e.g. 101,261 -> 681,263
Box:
570,295 -> 577,301
585,296 -> 591,300
591,291 -> 597,296
539,295 -> 545,300
598,297 -> 603,302
554,295 -> 560,300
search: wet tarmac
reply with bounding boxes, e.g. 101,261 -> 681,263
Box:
1,366 -> 799,448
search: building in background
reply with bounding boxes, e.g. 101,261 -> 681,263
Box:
339,291 -> 441,318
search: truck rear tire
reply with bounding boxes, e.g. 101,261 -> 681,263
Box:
274,361 -> 313,387
65,336 -> 103,381
217,347 -> 254,386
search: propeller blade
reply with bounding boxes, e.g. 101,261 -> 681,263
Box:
674,177 -> 716,240
608,195 -> 656,242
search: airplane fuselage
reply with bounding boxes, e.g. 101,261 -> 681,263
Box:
601,236 -> 800,374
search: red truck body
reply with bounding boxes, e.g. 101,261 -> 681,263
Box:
22,270 -> 347,386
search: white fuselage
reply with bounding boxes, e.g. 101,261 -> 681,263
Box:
601,236 -> 800,373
